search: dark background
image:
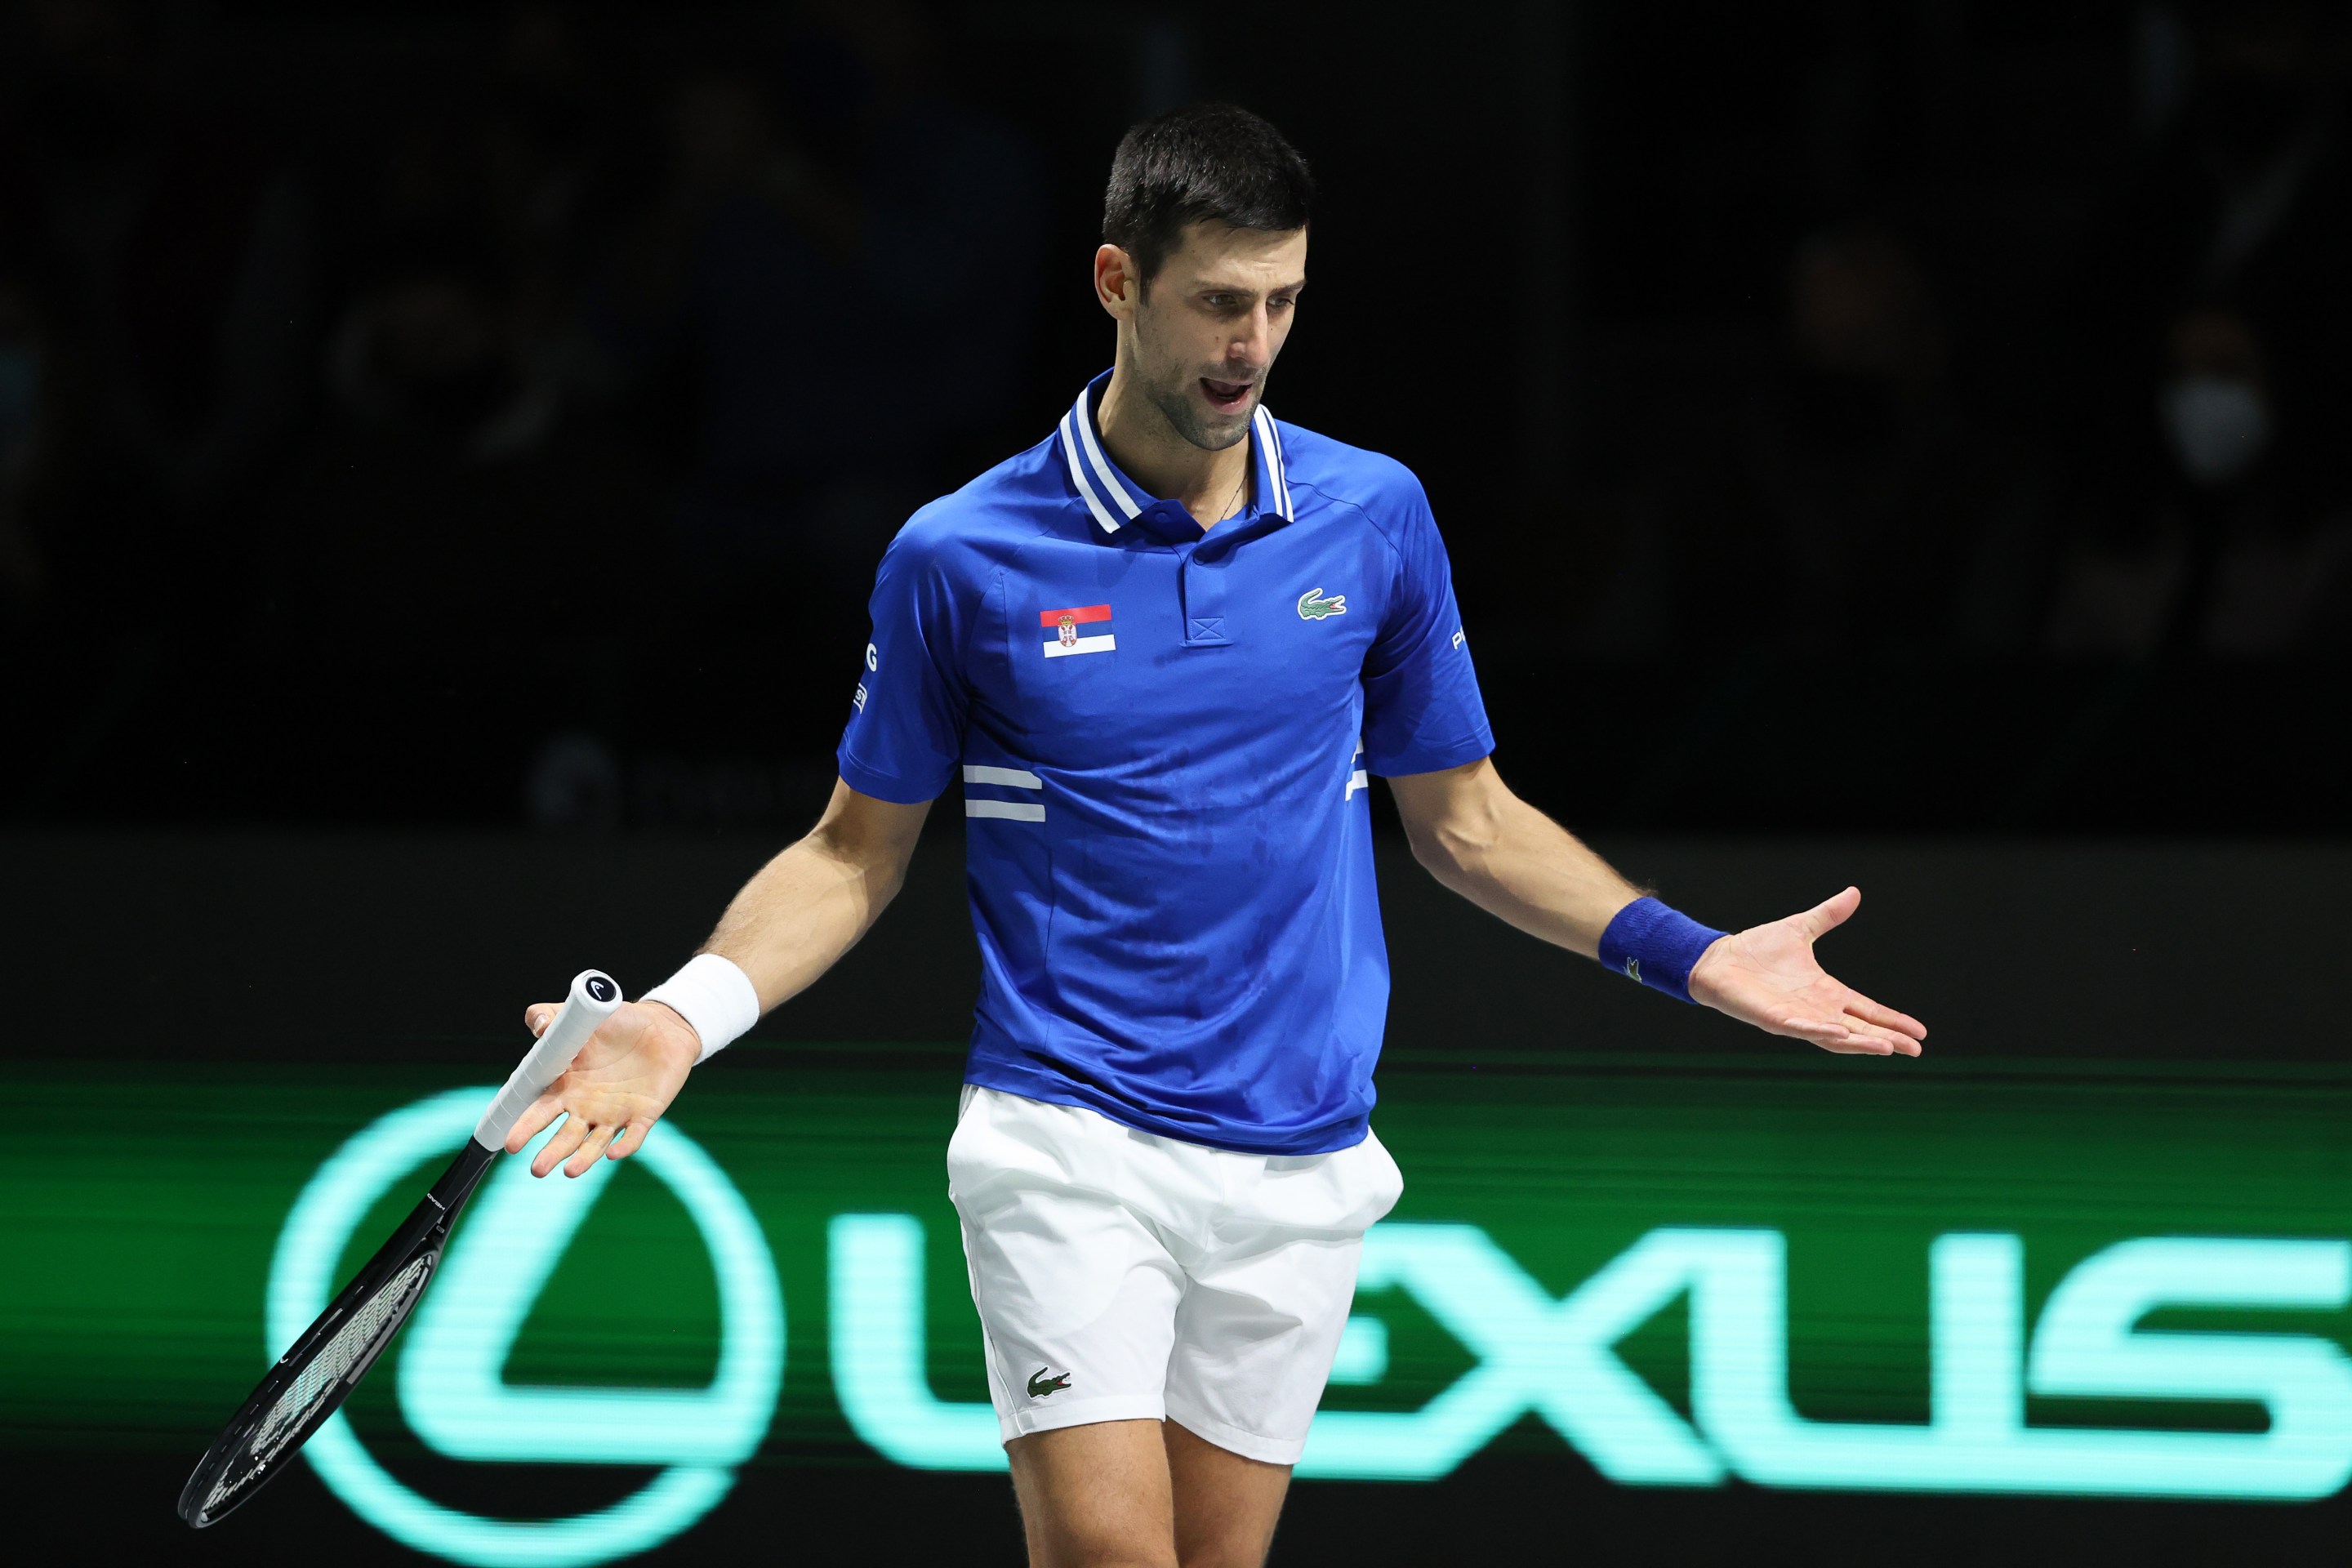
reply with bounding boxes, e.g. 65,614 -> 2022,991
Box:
4,0 -> 2350,1563
2,0 -> 2345,836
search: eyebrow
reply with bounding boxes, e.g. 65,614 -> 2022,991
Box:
1193,278 -> 1308,299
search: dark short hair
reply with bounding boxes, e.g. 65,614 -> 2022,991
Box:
1102,103 -> 1313,288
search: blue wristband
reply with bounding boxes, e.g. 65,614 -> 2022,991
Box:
1597,897 -> 1726,1004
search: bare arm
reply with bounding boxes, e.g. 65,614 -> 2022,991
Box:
509,781 -> 933,1176
698,780 -> 933,1012
1386,756 -> 1643,957
1388,757 -> 1925,1056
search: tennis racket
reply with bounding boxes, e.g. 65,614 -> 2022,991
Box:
176,968 -> 623,1530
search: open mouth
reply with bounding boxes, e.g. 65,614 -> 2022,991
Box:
1200,377 -> 1254,414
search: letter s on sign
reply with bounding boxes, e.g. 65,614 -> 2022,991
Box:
2028,1236 -> 2352,1485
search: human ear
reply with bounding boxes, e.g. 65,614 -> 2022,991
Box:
1094,244 -> 1137,319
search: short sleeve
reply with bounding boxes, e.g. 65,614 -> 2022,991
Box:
1360,483 -> 1494,777
835,527 -> 973,803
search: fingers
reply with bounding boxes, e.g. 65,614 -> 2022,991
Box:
546,1116 -> 655,1177
1819,1035 -> 1892,1056
1841,1018 -> 1922,1056
504,1090 -> 568,1155
531,1111 -> 594,1178
1778,1016 -> 1886,1054
523,1002 -> 559,1038
1844,989 -> 1927,1041
1797,1022 -> 1891,1055
564,1120 -> 623,1178
1795,886 -> 1861,942
1780,1012 -> 1920,1057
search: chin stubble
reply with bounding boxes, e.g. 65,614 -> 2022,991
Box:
1146,376 -> 1254,452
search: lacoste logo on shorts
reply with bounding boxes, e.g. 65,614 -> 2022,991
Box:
1027,1366 -> 1072,1399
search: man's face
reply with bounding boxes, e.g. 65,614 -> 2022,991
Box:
1121,221 -> 1307,452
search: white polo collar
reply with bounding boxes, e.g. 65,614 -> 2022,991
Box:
1056,371 -> 1294,536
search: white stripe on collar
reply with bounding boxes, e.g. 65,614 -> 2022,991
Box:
1071,386 -> 1144,520
1058,410 -> 1121,533
1254,403 -> 1294,519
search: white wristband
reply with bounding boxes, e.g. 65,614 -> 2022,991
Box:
643,953 -> 762,1064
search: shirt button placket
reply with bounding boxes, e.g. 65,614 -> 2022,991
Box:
1180,549 -> 1230,648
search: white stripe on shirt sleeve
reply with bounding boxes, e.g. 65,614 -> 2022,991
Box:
963,764 -> 1043,789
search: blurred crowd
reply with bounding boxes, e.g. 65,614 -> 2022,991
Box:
0,0 -> 2343,831
0,0 -> 1045,824
1581,0 -> 2352,667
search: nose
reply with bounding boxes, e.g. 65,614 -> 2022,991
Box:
1230,305 -> 1274,370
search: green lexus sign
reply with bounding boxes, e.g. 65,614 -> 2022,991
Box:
271,1089 -> 782,1565
7,1051 -> 2347,1566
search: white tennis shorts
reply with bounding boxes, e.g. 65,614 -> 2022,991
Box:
946,1085 -> 1404,1464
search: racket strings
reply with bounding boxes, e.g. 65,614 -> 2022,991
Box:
203,1254 -> 433,1515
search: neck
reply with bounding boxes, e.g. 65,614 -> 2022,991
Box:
1095,362 -> 1252,529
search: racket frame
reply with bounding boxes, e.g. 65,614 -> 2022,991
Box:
176,1138 -> 494,1528
177,969 -> 619,1529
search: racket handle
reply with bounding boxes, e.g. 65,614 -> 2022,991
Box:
472,970 -> 624,1151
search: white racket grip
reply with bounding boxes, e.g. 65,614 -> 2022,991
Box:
472,970 -> 624,1151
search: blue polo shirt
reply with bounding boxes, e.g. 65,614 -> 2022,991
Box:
837,372 -> 1493,1153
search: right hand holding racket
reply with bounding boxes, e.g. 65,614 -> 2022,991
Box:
506,1000 -> 702,1177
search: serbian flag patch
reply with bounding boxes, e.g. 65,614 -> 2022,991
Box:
1040,604 -> 1115,659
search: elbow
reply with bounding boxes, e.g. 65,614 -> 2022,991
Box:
1394,758 -> 1515,884
1406,811 -> 1495,889
1405,820 -> 1453,877
1401,799 -> 1514,884
866,858 -> 910,914
800,823 -> 911,923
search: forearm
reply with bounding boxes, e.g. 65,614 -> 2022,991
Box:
700,820 -> 910,1014
1398,768 -> 1641,957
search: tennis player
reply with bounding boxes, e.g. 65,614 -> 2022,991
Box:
507,104 -> 1926,1568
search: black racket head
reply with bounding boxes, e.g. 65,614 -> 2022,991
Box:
178,1208 -> 448,1528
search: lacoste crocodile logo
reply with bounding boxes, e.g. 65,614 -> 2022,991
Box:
1297,587 -> 1348,621
1027,1367 -> 1072,1399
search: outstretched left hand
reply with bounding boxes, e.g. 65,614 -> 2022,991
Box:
1688,886 -> 1925,1056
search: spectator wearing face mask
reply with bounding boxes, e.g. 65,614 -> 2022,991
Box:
2044,0 -> 2352,657
2158,310 -> 2272,488
2048,305 -> 2352,657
